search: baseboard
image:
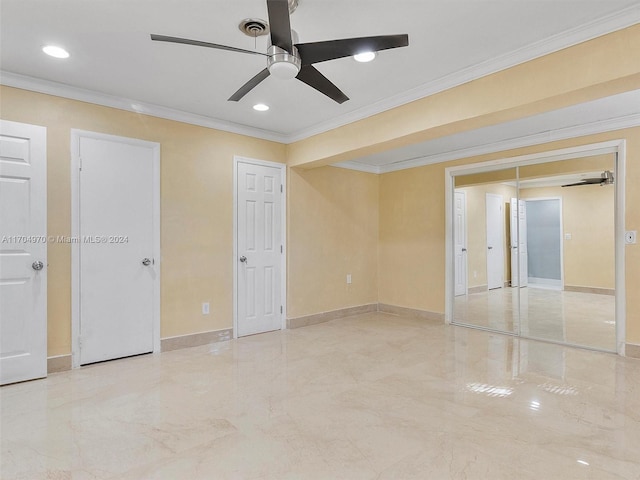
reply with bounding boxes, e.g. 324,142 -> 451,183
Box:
378,304 -> 445,322
287,303 -> 378,329
47,354 -> 72,374
529,277 -> 562,288
468,285 -> 488,294
564,285 -> 615,296
626,343 -> 640,359
161,328 -> 233,352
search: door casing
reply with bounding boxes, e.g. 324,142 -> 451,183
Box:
70,129 -> 161,368
233,156 -> 287,339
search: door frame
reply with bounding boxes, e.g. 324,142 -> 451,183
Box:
233,156 -> 287,339
445,140 -> 626,355
70,129 -> 161,369
523,197 -> 564,289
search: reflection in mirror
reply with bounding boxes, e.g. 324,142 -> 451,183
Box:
453,168 -> 518,334
517,154 -> 616,351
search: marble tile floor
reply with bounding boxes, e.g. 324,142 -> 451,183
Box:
1,312 -> 639,479
454,287 -> 616,351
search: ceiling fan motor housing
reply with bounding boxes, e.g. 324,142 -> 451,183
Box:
267,44 -> 301,79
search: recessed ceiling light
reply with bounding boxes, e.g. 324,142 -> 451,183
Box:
42,45 -> 70,59
253,103 -> 269,112
354,51 -> 376,63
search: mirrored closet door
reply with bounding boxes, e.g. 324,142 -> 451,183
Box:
452,154 -> 616,352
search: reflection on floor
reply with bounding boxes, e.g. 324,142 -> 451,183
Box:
454,287 -> 616,351
2,312 -> 638,479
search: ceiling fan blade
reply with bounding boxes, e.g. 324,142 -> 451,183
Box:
266,0 -> 293,52
296,65 -> 349,104
228,68 -> 271,102
151,34 -> 267,57
296,34 -> 409,65
561,180 -> 598,187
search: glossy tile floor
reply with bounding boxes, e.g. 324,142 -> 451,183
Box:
2,312 -> 639,479
454,287 -> 616,351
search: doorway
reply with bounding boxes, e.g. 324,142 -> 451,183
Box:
71,130 -> 160,367
446,141 -> 625,354
486,193 -> 505,290
454,190 -> 467,296
233,156 -> 286,338
524,198 -> 563,289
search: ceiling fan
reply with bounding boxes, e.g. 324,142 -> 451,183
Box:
151,0 -> 409,104
561,170 -> 614,187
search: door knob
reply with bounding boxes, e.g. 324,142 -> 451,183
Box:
32,260 -> 44,271
461,248 -> 467,252
239,256 -> 247,263
142,258 -> 152,266
488,246 -> 493,250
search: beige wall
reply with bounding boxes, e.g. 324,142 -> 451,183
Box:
520,183 -> 615,290
455,183 -> 516,288
0,86 -> 286,356
287,167 -> 379,317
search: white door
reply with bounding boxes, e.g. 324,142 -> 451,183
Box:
454,191 -> 467,296
0,120 -> 47,385
236,161 -> 283,337
75,132 -> 159,365
510,198 -> 528,287
486,194 -> 505,290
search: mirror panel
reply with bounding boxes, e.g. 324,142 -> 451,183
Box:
517,154 -> 616,351
453,168 -> 518,334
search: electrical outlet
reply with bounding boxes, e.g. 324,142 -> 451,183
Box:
565,233 -> 572,240
202,302 -> 210,315
625,231 -> 637,245
346,274 -> 352,284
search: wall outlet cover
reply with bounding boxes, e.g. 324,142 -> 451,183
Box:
202,302 -> 210,314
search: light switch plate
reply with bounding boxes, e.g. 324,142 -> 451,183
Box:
625,231 -> 637,244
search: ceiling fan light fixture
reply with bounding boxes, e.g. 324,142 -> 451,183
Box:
42,45 -> 70,59
267,45 -> 301,79
354,51 -> 376,63
253,103 -> 270,111
268,61 -> 299,79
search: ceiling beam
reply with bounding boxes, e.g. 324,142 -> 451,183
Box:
286,24 -> 640,170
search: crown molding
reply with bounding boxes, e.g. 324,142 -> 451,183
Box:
360,113 -> 640,174
0,71 -> 288,143
332,161 -> 381,174
286,5 -> 640,143
1,6 -> 638,145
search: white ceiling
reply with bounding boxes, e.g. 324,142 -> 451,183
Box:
2,0 -> 640,143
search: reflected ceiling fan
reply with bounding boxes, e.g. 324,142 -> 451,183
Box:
151,0 -> 409,104
561,170 -> 614,188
